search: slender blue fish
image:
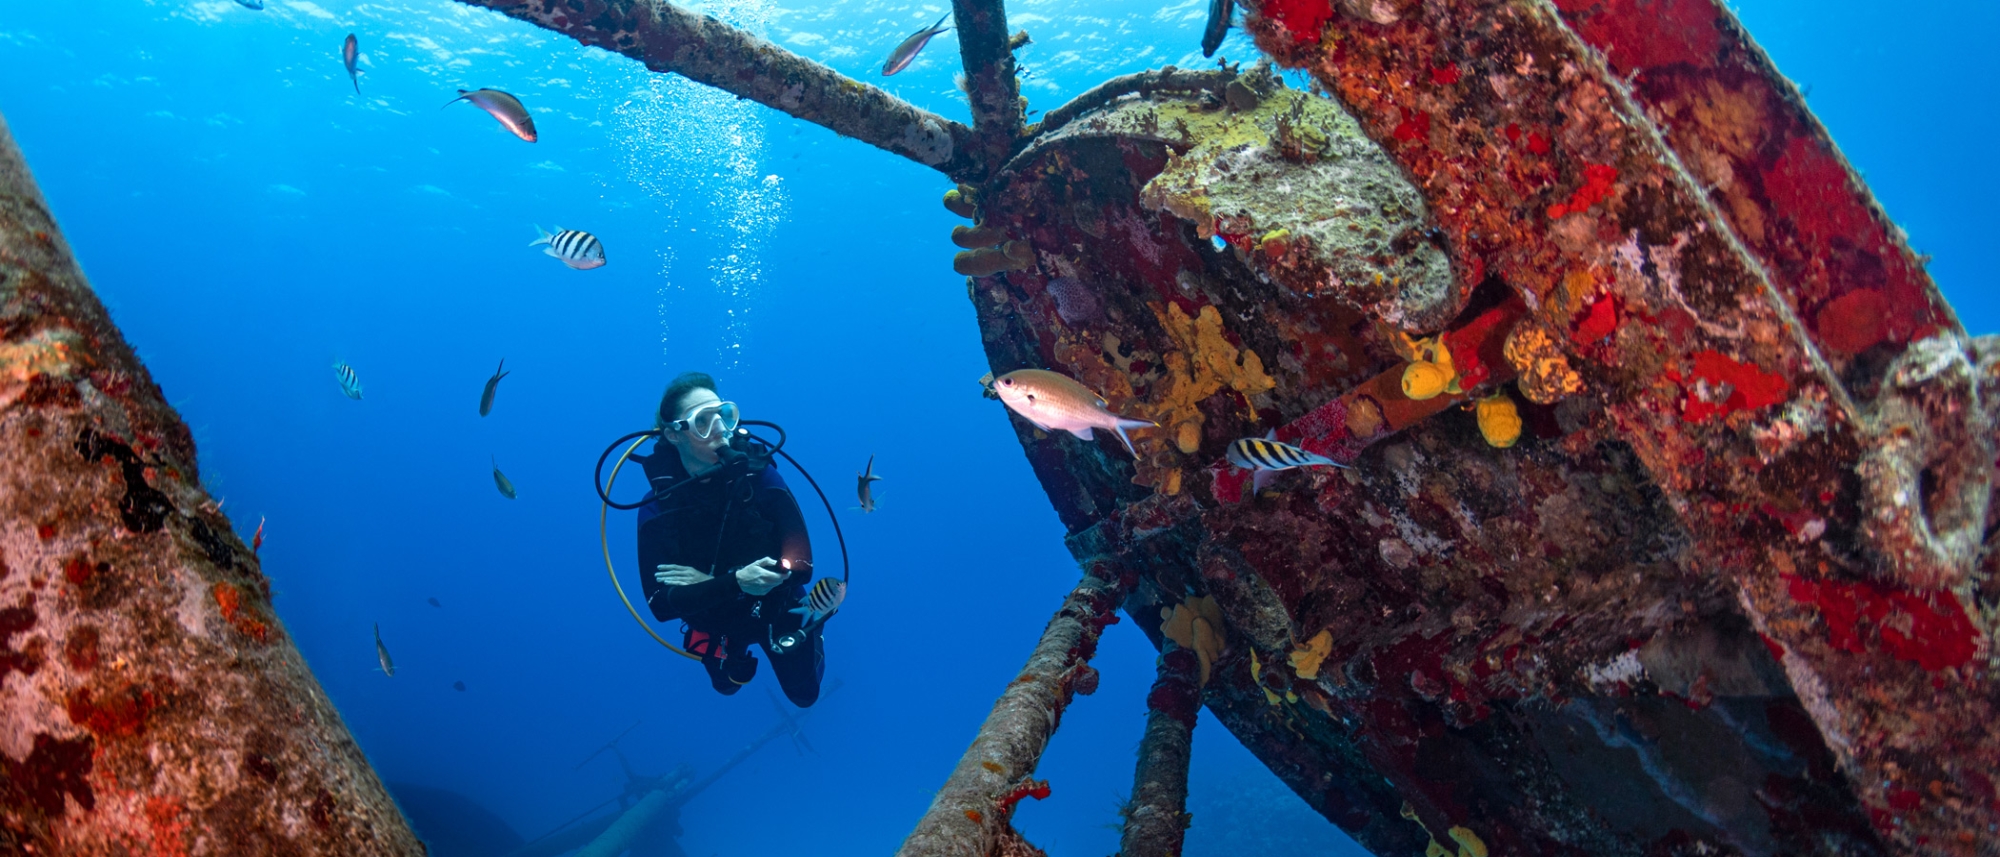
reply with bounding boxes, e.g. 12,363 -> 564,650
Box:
882,12 -> 952,76
479,358 -> 509,416
235,0 -> 265,9
374,623 -> 395,677
492,456 -> 518,499
342,34 -> 361,94
855,454 -> 882,513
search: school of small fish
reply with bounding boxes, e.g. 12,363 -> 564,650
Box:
202,4 -> 1477,685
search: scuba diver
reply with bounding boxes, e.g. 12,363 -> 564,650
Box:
629,373 -> 825,707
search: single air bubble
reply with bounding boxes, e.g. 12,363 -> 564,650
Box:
1211,235 -> 1228,251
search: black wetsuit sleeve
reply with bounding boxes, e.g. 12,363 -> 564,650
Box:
637,509 -> 744,623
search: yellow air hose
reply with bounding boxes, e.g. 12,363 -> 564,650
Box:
600,434 -> 700,661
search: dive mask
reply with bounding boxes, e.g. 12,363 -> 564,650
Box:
669,401 -> 740,439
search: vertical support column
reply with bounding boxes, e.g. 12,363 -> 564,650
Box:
1120,645 -> 1201,857
896,572 -> 1123,857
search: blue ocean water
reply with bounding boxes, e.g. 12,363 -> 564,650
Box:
0,1 -> 1990,855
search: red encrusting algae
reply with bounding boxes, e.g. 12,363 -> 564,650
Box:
1786,576 -> 1981,671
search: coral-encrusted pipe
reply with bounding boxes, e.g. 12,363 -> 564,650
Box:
452,0 -> 986,181
1119,646 -> 1200,857
896,573 -> 1124,857
0,114 -> 422,855
950,0 -> 1026,170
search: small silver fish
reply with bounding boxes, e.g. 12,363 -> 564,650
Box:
445,88 -> 537,142
374,623 -> 395,677
332,361 -> 363,400
342,34 -> 361,94
882,12 -> 952,76
530,226 -> 606,270
789,578 -> 846,629
492,456 -> 517,499
992,369 -> 1155,456
1227,431 -> 1349,493
479,358 -> 509,416
1201,0 -> 1234,57
856,454 -> 882,513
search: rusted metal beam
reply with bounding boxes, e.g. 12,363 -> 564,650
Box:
0,112 -> 423,855
453,0 -> 985,181
950,0 -> 1026,169
1029,67 -> 1235,141
895,572 -> 1122,857
1232,0 -> 1993,852
1118,646 -> 1200,857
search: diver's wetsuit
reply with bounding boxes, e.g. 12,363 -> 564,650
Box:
634,444 -> 824,707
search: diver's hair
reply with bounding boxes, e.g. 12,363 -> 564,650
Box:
657,372 -> 718,429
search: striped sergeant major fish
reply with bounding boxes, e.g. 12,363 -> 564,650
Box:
531,226 -> 607,270
882,12 -> 952,76
332,361 -> 363,400
789,578 -> 846,630
374,623 -> 395,677
1227,431 -> 1349,494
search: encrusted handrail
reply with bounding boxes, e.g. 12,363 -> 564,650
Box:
894,573 -> 1123,857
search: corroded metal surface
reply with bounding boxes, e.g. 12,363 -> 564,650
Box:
961,0 -> 1994,842
0,115 -> 422,855
455,0 -> 982,180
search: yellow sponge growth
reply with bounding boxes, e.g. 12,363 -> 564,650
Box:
1160,596 -> 1227,686
1475,392 -> 1522,448
1401,361 -> 1453,400
1288,629 -> 1333,680
1448,827 -> 1488,857
1147,303 -> 1277,455
1397,333 -> 1460,401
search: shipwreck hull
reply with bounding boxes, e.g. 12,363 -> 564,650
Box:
961,2 -> 1995,855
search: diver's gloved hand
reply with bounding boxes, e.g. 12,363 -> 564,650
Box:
655,564 -> 714,586
733,557 -> 791,596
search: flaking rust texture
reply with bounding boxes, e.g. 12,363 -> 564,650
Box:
962,2 -> 1994,853
0,115 -> 422,854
